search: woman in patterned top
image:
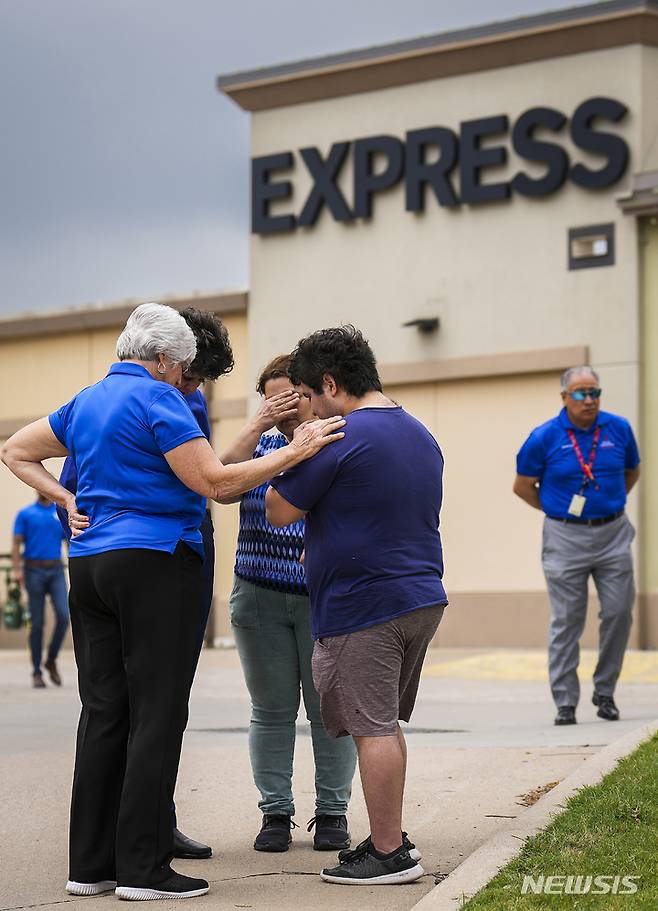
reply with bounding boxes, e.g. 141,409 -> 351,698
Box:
222,355 -> 357,854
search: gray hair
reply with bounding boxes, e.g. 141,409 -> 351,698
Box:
560,365 -> 600,392
116,303 -> 197,367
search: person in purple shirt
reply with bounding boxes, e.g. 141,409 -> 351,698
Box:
266,326 -> 447,886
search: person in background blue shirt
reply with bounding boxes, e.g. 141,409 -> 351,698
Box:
266,326 -> 447,887
1,302 -> 344,902
515,366 -> 640,727
12,494 -> 68,688
55,306 -> 234,863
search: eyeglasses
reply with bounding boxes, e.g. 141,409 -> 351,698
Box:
569,388 -> 602,401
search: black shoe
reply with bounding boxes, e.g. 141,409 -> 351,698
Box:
254,814 -> 296,852
307,814 -> 351,851
338,832 -> 421,863
554,706 -> 577,725
173,827 -> 212,859
115,871 -> 209,900
321,844 -> 424,885
593,693 -> 620,721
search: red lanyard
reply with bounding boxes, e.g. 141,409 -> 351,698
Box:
567,427 -> 600,491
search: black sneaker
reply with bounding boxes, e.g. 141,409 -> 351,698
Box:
338,832 -> 421,863
115,871 -> 209,900
592,693 -> 620,721
307,814 -> 351,850
321,844 -> 424,885
254,814 -> 296,852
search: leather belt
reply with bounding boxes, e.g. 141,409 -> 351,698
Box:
548,510 -> 624,527
24,559 -> 63,567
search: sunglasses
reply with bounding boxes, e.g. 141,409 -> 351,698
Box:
569,388 -> 602,401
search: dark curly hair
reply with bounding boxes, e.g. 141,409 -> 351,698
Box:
288,325 -> 382,397
180,308 -> 234,380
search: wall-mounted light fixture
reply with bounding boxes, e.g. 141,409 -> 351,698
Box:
402,317 -> 440,334
568,223 -> 615,270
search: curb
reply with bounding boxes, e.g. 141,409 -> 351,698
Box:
411,719 -> 658,911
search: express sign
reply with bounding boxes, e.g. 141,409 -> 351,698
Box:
251,97 -> 629,235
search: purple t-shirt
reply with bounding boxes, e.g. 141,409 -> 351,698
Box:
270,406 -> 448,639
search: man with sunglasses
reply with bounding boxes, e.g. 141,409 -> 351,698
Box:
514,366 -> 640,726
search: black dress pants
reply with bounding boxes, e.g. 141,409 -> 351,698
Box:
68,543 -> 203,886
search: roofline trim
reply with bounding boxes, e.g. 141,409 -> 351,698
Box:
216,1 -> 658,111
0,291 -> 248,342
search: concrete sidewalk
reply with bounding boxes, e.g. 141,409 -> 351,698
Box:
1,646 -> 657,911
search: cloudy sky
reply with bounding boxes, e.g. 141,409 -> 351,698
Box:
0,0 -> 592,318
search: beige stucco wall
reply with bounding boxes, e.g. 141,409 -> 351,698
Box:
249,45 -> 645,420
639,47 -> 658,174
639,217 -> 658,644
0,330 -> 118,557
245,43 -> 649,644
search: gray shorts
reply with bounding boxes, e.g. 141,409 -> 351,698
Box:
311,605 -> 445,738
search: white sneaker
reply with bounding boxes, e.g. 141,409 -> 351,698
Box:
66,880 -> 117,896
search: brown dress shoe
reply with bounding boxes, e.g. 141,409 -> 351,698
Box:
33,672 -> 46,688
44,660 -> 62,686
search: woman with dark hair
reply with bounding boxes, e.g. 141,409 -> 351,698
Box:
221,354 -> 357,854
1,303 -> 345,902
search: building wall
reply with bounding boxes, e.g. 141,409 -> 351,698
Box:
249,46 -> 644,391
640,217 -> 658,645
247,43 -> 650,645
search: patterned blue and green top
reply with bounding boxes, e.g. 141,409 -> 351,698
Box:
234,432 -> 307,595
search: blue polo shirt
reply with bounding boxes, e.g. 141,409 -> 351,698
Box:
48,362 -> 206,558
270,406 -> 448,639
185,389 -> 211,442
13,502 -> 65,560
56,388 -> 210,537
516,408 -> 640,520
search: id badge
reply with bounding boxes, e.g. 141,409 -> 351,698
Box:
568,494 -> 586,517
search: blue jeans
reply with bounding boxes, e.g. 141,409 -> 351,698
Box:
230,574 -> 357,817
24,565 -> 69,673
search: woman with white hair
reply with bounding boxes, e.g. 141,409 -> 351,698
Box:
1,303 -> 345,902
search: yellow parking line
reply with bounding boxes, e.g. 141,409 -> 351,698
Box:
422,650 -> 658,683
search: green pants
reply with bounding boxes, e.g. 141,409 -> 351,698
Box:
229,574 -> 357,817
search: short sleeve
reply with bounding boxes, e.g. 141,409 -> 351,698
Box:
624,422 -> 640,470
148,388 -> 205,454
48,397 -> 78,448
270,444 -> 340,512
516,429 -> 546,477
13,510 -> 25,537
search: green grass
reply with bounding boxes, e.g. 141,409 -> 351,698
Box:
462,732 -> 658,910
